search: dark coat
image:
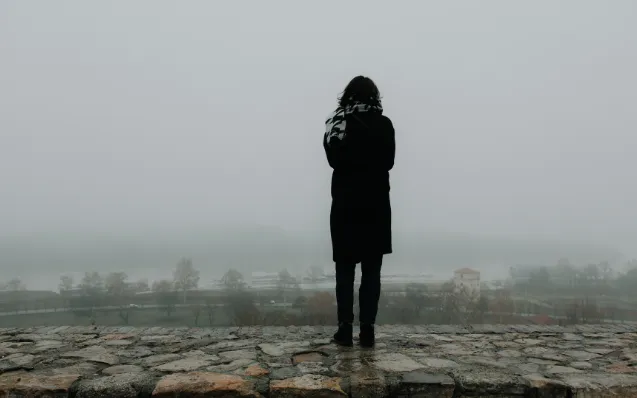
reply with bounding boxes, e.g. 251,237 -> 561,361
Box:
324,111 -> 395,264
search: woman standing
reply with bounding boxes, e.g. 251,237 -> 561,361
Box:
323,76 -> 395,347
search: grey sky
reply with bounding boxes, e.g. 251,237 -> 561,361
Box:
1,1 -> 636,259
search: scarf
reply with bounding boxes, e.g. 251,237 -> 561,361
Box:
324,102 -> 383,147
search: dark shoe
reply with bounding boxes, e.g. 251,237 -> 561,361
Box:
332,323 -> 353,347
359,324 -> 375,348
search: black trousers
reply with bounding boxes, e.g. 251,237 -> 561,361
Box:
335,255 -> 383,325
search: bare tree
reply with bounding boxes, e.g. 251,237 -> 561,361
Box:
306,292 -> 335,325
439,281 -> 470,325
468,295 -> 490,323
73,272 -> 104,324
221,269 -> 245,291
277,269 -> 299,303
152,280 -> 172,291
191,303 -> 203,326
2,278 -> 26,292
205,298 -> 215,326
58,275 -> 74,293
225,290 -> 262,326
307,265 -> 324,285
405,283 -> 429,319
491,289 -> 515,324
173,258 -> 199,303
105,272 -> 128,295
104,272 -> 130,324
585,264 -> 600,286
79,272 -> 103,295
152,279 -> 177,316
133,279 -> 150,292
293,295 -> 308,310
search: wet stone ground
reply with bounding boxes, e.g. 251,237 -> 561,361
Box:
0,325 -> 637,397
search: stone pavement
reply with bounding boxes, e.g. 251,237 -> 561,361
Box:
1,324 -> 637,397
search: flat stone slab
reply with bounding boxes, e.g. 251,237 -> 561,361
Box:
140,353 -> 182,367
258,341 -> 310,357
0,325 -> 636,396
152,372 -> 260,397
72,372 -> 156,398
32,340 -> 66,352
154,358 -> 213,372
61,345 -> 119,365
371,352 -> 425,373
102,364 -> 144,375
0,372 -> 80,396
270,374 -> 346,397
394,371 -> 455,398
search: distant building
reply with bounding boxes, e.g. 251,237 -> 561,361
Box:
249,272 -> 280,289
454,268 -> 480,299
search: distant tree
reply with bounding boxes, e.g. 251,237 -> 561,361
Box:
103,272 -> 130,324
117,304 -> 135,325
490,290 -> 515,324
79,272 -> 104,296
221,269 -> 245,291
565,301 -> 580,324
439,282 -> 468,324
263,309 -> 299,326
225,290 -> 262,326
173,258 -> 199,303
105,272 -> 128,296
58,275 -> 74,293
74,272 -> 104,313
277,269 -> 299,303
133,279 -> 150,292
605,304 -> 619,323
293,295 -> 308,310
69,272 -> 104,322
3,278 -> 26,292
307,266 -> 324,283
557,258 -> 572,267
584,264 -> 600,284
205,298 -> 215,326
598,261 -> 612,281
152,279 -> 177,316
581,297 -> 600,323
615,268 -> 637,295
529,267 -> 551,289
152,279 -> 173,292
405,283 -> 430,319
191,303 -> 203,326
306,292 -> 335,325
469,295 -> 490,323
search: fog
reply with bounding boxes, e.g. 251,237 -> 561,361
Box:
1,1 -> 636,289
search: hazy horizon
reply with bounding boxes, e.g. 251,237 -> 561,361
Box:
2,1 -> 636,290
0,227 -> 625,290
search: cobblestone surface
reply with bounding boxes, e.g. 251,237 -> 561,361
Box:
0,324 -> 636,397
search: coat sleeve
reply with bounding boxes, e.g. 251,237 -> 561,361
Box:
383,118 -> 395,171
323,133 -> 348,170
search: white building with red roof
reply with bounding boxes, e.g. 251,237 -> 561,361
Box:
453,268 -> 481,299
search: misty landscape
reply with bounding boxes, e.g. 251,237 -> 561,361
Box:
1,1 -> 637,330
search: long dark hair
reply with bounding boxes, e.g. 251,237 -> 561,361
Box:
338,76 -> 382,108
